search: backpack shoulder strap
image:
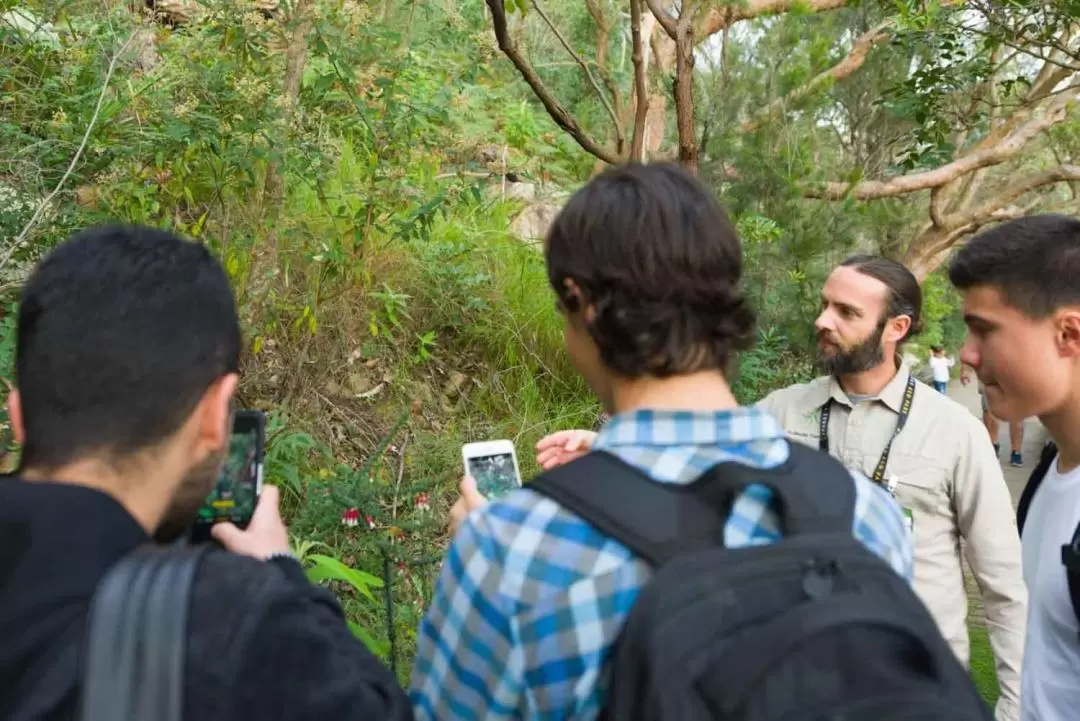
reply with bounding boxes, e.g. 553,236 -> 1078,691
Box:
527,443 -> 856,566
527,451 -> 723,567
79,544 -> 209,721
1018,441 -> 1058,536
1062,521 -> 1080,638
688,441 -> 856,537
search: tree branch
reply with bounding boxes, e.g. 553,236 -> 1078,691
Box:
741,20 -> 891,133
804,90 -> 1078,201
530,0 -> 624,155
643,0 -> 676,39
484,0 -> 620,165
954,164 -> 1080,228
584,0 -> 622,119
699,0 -> 848,37
629,0 -> 649,162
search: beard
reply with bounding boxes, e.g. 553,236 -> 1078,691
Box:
153,445 -> 227,544
817,317 -> 887,377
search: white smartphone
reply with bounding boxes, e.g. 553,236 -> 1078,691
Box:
462,439 -> 522,499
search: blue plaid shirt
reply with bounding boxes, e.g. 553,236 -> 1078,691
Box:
409,408 -> 914,721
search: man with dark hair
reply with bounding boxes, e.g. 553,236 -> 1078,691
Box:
410,164 -> 913,720
0,225 -> 411,721
949,213 -> 1080,721
534,252 -> 1026,721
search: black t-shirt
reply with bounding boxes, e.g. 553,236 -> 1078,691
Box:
0,478 -> 412,721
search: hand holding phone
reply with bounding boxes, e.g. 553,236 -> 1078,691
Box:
462,440 -> 522,500
212,485 -> 292,560
189,409 -> 266,544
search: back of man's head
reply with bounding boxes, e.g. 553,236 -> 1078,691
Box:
544,162 -> 755,379
14,224 -> 240,472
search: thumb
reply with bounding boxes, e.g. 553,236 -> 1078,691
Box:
251,485 -> 282,525
211,521 -> 243,546
459,475 -> 487,505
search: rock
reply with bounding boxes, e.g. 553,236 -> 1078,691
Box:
346,372 -> 372,395
2,7 -> 60,48
509,200 -> 562,246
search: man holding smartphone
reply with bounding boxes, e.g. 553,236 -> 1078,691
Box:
411,164 -> 915,720
0,225 -> 411,721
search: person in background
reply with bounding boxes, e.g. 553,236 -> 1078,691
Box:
0,225 -> 412,721
929,345 -> 955,393
948,213 -> 1080,721
410,163 -> 914,721
535,255 -> 1027,721
963,368 -> 1026,466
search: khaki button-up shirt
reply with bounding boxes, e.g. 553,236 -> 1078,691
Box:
759,365 -> 1026,721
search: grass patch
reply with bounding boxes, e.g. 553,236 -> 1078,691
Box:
969,616 -> 1001,706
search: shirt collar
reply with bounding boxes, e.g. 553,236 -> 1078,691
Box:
806,360 -> 914,414
593,407 -> 787,450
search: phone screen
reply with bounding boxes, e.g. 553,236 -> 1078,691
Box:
466,453 -> 520,499
195,423 -> 261,530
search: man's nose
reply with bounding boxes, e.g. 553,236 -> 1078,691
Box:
814,310 -> 833,333
959,337 -> 979,369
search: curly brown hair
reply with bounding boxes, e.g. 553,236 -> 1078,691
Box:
545,162 -> 755,378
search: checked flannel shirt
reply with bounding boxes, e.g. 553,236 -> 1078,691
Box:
409,408 -> 915,721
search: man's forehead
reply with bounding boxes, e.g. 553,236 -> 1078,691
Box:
960,284 -> 1008,317
823,266 -> 889,306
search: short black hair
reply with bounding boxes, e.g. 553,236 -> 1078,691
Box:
15,224 -> 240,470
948,214 -> 1080,318
840,254 -> 923,342
545,162 -> 755,377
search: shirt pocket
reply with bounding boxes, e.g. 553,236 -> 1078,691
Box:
888,455 -> 948,516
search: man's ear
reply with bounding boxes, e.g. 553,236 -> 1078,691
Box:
562,278 -> 597,325
7,388 -> 24,446
885,315 -> 912,345
1056,309 -> 1080,358
194,373 -> 239,454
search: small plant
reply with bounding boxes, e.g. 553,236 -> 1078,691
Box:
368,285 -> 411,338
413,330 -> 437,363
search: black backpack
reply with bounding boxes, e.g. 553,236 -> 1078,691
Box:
1016,440 -> 1080,636
528,443 -> 993,721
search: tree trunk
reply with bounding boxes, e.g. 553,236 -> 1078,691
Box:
673,7 -> 698,173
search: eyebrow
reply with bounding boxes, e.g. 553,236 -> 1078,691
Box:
962,313 -> 995,329
822,295 -> 861,317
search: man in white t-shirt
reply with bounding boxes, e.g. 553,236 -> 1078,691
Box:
928,345 -> 955,393
949,213 -> 1080,721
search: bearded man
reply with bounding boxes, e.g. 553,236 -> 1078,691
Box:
757,255 -> 1026,721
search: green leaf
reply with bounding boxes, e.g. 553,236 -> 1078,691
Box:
305,554 -> 384,602
348,621 -> 389,655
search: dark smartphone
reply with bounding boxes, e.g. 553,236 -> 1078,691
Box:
189,409 -> 265,544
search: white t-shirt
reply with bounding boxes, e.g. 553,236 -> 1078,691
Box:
928,355 -> 954,383
1021,456 -> 1080,721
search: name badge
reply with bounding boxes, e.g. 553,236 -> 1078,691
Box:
902,507 -> 914,535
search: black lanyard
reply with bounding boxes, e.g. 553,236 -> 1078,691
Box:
818,373 -> 916,485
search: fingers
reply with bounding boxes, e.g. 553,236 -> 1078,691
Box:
535,430 -> 577,452
459,475 -> 487,507
449,497 -> 470,535
211,521 -> 241,546
251,485 -> 281,526
535,448 -> 561,468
